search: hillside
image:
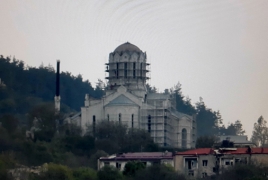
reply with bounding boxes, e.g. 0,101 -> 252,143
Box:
0,55 -> 104,122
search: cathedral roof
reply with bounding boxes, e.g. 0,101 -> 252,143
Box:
114,42 -> 141,53
106,94 -> 138,106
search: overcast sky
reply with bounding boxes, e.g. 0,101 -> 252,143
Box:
1,0 -> 268,137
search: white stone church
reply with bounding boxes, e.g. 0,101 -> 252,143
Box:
67,42 -> 196,149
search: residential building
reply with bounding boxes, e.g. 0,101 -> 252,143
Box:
98,152 -> 174,171
174,147 -> 268,178
214,135 -> 255,147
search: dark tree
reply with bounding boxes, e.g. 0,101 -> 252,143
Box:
0,114 -> 18,134
196,136 -> 217,148
97,165 -> 123,180
196,98 -> 222,136
123,161 -> 146,177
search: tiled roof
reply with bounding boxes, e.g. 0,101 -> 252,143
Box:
100,152 -> 173,161
176,148 -> 214,155
219,147 -> 268,154
176,148 -> 268,156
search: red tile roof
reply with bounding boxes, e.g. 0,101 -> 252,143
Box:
176,148 -> 268,156
219,147 -> 268,154
176,148 -> 214,155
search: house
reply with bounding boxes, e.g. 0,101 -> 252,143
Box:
175,148 -> 215,178
174,147 -> 268,178
214,135 -> 255,147
98,152 -> 174,171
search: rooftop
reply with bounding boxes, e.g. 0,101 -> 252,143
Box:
100,152 -> 173,161
114,42 -> 142,53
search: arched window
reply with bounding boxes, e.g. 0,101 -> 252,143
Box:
131,114 -> 134,128
182,128 -> 187,148
140,63 -> 143,77
148,115 -> 151,133
116,63 -> 119,79
133,62 -> 136,78
119,113 -> 121,123
124,63 -> 127,78
93,115 -> 96,135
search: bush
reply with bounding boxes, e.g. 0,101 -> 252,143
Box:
215,163 -> 268,180
123,161 -> 146,177
38,163 -> 74,180
97,165 -> 123,180
73,167 -> 97,180
134,164 -> 186,180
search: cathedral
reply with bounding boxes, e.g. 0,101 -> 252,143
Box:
67,42 -> 196,148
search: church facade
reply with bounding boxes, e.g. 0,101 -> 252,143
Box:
69,42 -> 196,148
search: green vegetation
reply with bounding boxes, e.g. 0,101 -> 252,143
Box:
1,55 -> 267,180
211,163 -> 268,180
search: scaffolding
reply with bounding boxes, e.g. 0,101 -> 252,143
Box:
140,97 -> 179,147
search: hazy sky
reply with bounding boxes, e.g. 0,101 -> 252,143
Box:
1,0 -> 268,137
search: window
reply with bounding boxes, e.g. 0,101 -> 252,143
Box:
124,63 -> 127,78
148,115 -> 151,133
119,113 -> 121,123
224,159 -> 234,166
104,162 -> 110,166
107,114 -> 109,122
182,128 -> 187,148
185,158 -> 197,170
133,62 -> 136,78
116,162 -> 121,169
116,63 -> 119,78
202,160 -> 208,166
131,114 -> 134,128
188,171 -> 194,176
93,115 -> 96,135
202,172 -> 207,178
140,63 -> 143,77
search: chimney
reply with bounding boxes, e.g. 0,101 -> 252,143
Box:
55,60 -> 60,113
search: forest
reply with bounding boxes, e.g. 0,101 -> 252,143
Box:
0,55 -> 266,180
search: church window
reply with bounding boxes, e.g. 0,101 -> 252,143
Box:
93,115 -> 96,135
148,115 -> 151,133
131,114 -> 134,128
119,113 -> 121,123
116,63 -> 119,79
133,62 -> 136,78
140,63 -> 143,78
182,128 -> 187,148
124,63 -> 127,78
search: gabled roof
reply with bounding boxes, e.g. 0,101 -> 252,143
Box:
105,94 -> 138,106
100,152 -> 173,161
176,148 -> 214,155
